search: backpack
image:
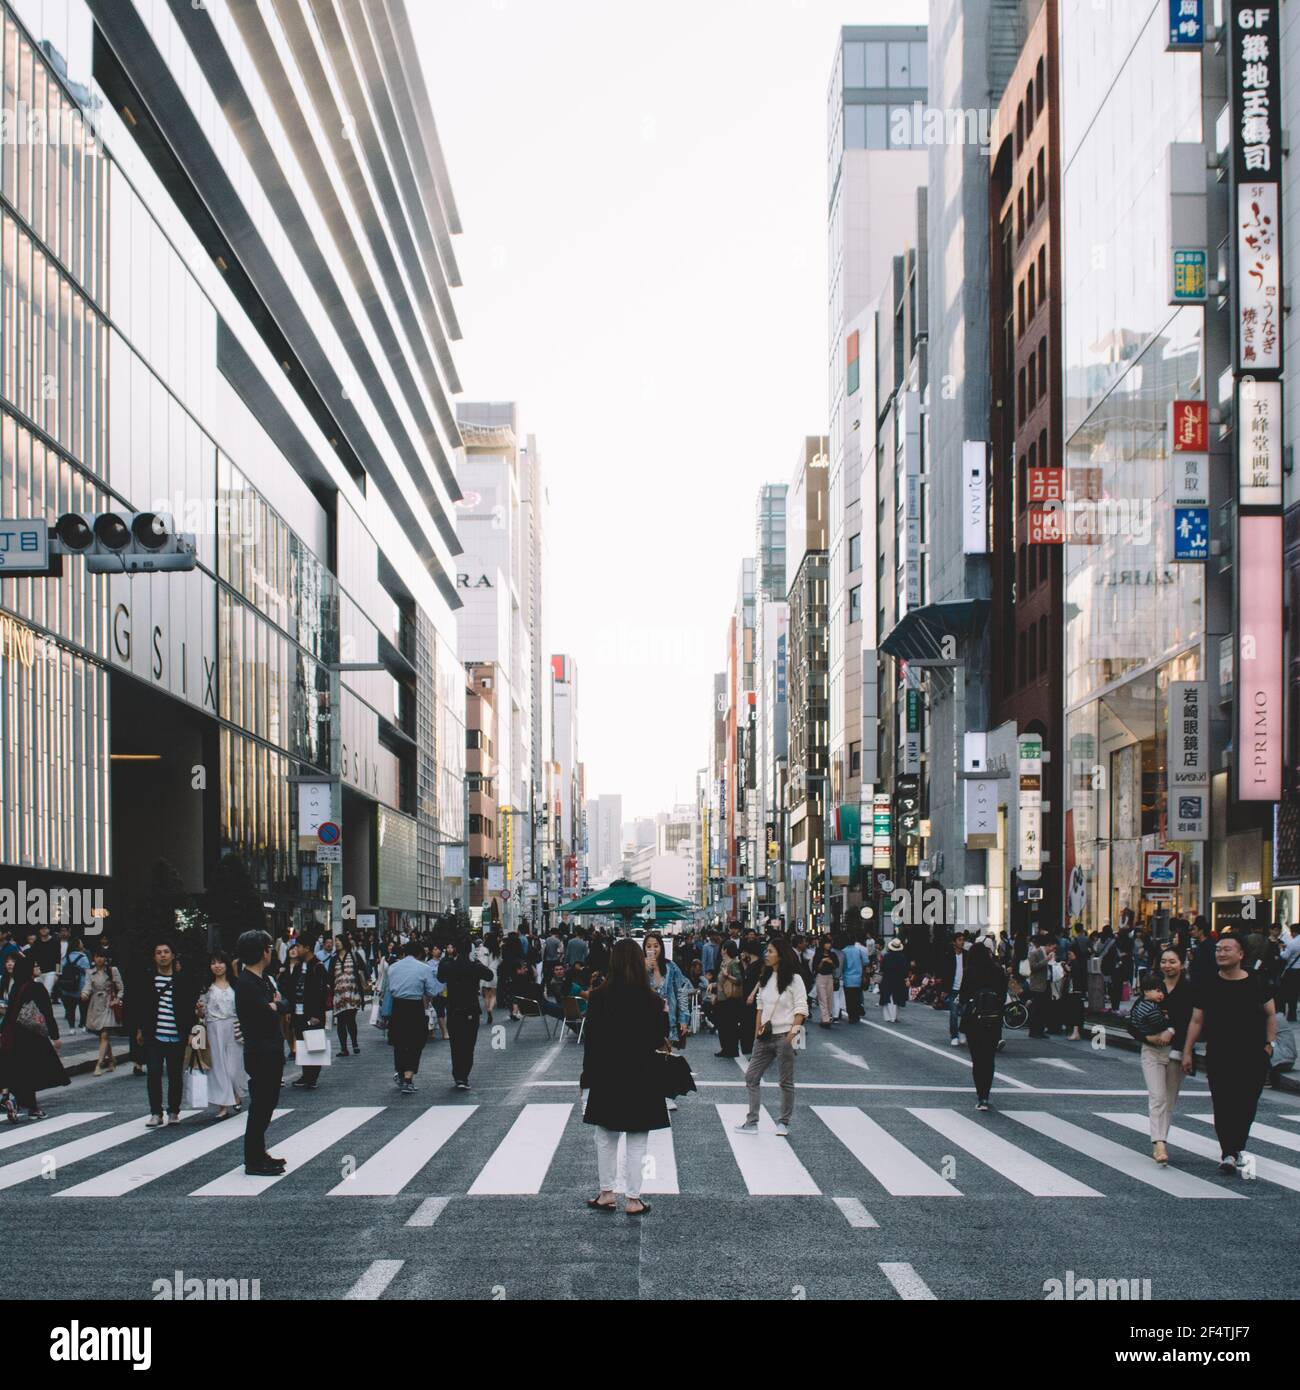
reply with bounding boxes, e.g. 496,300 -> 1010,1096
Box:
963,987 -> 1004,1027
58,955 -> 84,995
719,960 -> 744,1001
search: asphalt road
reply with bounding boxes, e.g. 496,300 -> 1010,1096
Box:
3,994 -> 1297,1301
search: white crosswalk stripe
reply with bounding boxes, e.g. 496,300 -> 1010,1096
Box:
0,1113 -> 197,1192
1007,1112 -> 1244,1199
718,1104 -> 820,1194
191,1107 -> 384,1196
879,1261 -> 938,1300
328,1105 -> 476,1196
8,1099 -> 1299,1202
908,1108 -> 1102,1197
813,1105 -> 960,1196
1100,1113 -> 1300,1193
0,1112 -> 105,1153
1185,1113 -> 1300,1156
57,1110 -> 292,1197
467,1103 -> 572,1195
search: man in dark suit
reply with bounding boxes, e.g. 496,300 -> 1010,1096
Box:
234,930 -> 286,1176
286,936 -> 329,1089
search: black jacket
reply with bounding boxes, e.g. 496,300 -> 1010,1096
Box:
234,969 -> 285,1063
286,957 -> 328,1032
128,968 -> 200,1044
438,955 -> 492,1012
580,986 -> 671,1133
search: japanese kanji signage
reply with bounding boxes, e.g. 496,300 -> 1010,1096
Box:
1229,1 -> 1283,374
1018,735 -> 1043,877
1238,378 -> 1282,508
0,518 -> 49,573
1167,681 -> 1208,840
1167,0 -> 1204,48
1027,468 -> 1064,504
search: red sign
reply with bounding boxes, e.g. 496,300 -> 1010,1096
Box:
1027,507 -> 1064,544
1171,400 -> 1208,452
1027,467 -> 1064,503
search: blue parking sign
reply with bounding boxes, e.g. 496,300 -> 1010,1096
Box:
1172,506 -> 1208,562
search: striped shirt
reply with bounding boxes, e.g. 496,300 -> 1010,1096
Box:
153,974 -> 180,1043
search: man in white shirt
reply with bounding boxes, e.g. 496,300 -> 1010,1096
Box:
944,936 -> 968,1045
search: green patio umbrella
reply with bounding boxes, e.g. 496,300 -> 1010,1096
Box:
556,877 -> 691,931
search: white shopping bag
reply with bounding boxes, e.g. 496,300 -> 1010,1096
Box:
183,1068 -> 208,1109
297,1029 -> 332,1067
832,986 -> 846,1019
369,999 -> 381,1027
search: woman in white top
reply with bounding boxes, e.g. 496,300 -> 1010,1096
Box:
735,940 -> 808,1139
476,931 -> 501,1024
199,952 -> 245,1119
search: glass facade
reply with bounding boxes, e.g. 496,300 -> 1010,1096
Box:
1060,1 -> 1206,929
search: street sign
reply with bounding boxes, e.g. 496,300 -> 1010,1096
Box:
501,888 -> 512,901
298,783 -> 332,839
317,843 -> 342,865
317,821 -> 341,846
1142,850 -> 1181,890
1172,507 -> 1208,562
0,518 -> 49,573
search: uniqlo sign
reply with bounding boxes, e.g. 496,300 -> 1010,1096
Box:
1170,400 -> 1208,452
1027,507 -> 1064,544
1027,468 -> 1064,504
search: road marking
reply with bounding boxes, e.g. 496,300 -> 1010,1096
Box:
191,1107 -> 383,1196
813,1106 -> 960,1196
528,1079 -> 1181,1096
861,1020 -> 1033,1089
328,1106 -> 476,1196
823,1042 -> 870,1071
1006,1112 -> 1243,1198
1029,1058 -> 1084,1073
717,1104 -> 820,1195
406,1196 -> 452,1227
735,1056 -> 749,1079
344,1259 -> 404,1300
468,1103 -> 572,1195
1186,1113 -> 1300,1156
1274,1113 -> 1300,1124
832,1195 -> 879,1227
879,1262 -> 937,1300
0,1112 -> 105,1153
57,1110 -> 290,1197
1102,1113 -> 1300,1193
614,1128 -> 678,1194
0,1113 -> 196,1192
908,1108 -> 1102,1197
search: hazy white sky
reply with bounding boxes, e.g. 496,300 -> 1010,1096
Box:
414,0 -> 925,820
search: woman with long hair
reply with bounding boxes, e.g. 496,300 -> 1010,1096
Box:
958,941 -> 1008,1112
0,954 -> 70,1121
580,938 -> 670,1215
201,951 -> 246,1119
1135,947 -> 1192,1165
643,931 -> 690,1050
82,944 -> 125,1074
812,937 -> 839,1029
330,932 -> 369,1057
735,940 -> 808,1139
475,930 -> 501,1024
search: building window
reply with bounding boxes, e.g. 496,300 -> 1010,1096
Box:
1017,188 -> 1024,243
888,42 -> 912,86
1028,354 -> 1037,410
844,40 -> 865,87
865,105 -> 888,149
1028,263 -> 1036,320
1037,149 -> 1046,207
1018,280 -> 1026,336
845,103 -> 866,149
1027,169 -> 1035,226
1025,82 -> 1035,135
1018,367 -> 1027,425
864,42 -> 887,86
849,585 -> 862,624
850,742 -> 862,777
1038,339 -> 1048,408
1038,245 -> 1047,298
1036,57 -> 1045,114
848,533 -> 862,572
1016,103 -> 1024,155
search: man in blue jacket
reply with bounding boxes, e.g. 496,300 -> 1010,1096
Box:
840,936 -> 868,1023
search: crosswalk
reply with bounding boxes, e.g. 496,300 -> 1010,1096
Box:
3,1099 -> 1299,1202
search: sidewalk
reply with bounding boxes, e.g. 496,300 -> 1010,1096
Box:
1082,1009 -> 1300,1095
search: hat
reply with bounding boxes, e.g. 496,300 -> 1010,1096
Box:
886,938 -> 905,952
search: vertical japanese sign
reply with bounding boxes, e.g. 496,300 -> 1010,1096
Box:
1018,734 -> 1043,877
1238,378 -> 1282,507
903,392 -> 922,614
1229,1 -> 1282,374
902,663 -> 921,773
872,793 -> 892,870
1167,681 -> 1209,840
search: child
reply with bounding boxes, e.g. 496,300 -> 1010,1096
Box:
1125,971 -> 1172,1046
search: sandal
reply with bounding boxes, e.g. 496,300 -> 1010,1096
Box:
586,1195 -> 617,1211
625,1200 -> 652,1216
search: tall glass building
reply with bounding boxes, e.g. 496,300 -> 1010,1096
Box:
0,0 -> 466,934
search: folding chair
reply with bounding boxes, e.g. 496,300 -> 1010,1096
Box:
561,995 -> 585,1043
514,996 -> 554,1042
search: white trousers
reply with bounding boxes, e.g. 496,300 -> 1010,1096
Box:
1141,1044 -> 1184,1141
882,1001 -> 898,1022
593,1126 -> 648,1199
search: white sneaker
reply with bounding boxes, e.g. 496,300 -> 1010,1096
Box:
950,1037 -> 962,1047
774,1121 -> 790,1138
734,1120 -> 758,1135
145,1114 -> 164,1128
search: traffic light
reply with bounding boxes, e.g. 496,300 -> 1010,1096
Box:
53,512 -> 196,573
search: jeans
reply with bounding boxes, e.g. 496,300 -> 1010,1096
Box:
745,1031 -> 797,1126
146,1041 -> 185,1116
243,1047 -> 284,1165
1140,1044 -> 1183,1142
948,992 -> 963,1039
594,1126 -> 648,1199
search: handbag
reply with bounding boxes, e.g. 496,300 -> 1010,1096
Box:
655,1049 -> 696,1099
108,972 -> 124,1025
17,998 -> 48,1037
183,1067 -> 208,1109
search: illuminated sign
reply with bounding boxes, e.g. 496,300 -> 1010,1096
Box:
1238,514 -> 1283,800
0,611 -> 37,669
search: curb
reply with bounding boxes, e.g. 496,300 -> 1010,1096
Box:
1083,1013 -> 1300,1095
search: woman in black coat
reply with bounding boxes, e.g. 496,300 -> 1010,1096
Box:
879,938 -> 910,1023
958,943 -> 1008,1111
580,938 -> 669,1216
0,955 -> 70,1120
